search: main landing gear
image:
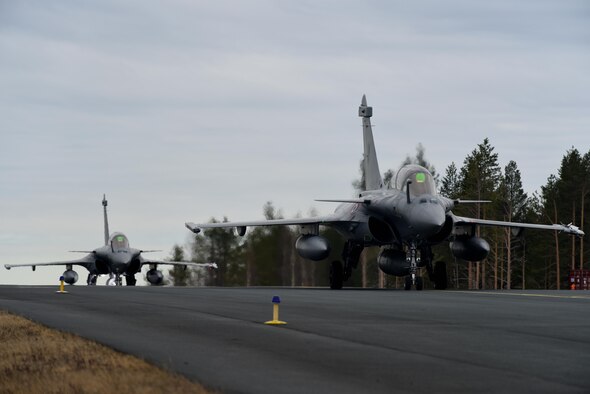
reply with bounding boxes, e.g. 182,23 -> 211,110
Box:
329,261 -> 343,290
86,273 -> 98,286
329,240 -> 364,290
430,261 -> 448,290
329,240 -> 448,291
125,274 -> 136,286
88,272 -> 137,286
404,242 -> 423,291
404,244 -> 447,290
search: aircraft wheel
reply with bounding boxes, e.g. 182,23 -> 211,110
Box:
126,275 -> 136,286
404,276 -> 412,291
329,261 -> 344,290
434,261 -> 447,290
86,274 -> 98,286
415,276 -> 424,291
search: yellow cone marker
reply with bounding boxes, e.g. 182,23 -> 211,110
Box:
264,295 -> 286,325
56,275 -> 68,294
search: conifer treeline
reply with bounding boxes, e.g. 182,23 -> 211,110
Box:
169,139 -> 589,289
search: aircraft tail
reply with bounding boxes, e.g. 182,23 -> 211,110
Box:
359,95 -> 383,190
102,194 -> 109,245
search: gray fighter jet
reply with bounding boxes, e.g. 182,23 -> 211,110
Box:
186,95 -> 583,290
5,195 -> 217,286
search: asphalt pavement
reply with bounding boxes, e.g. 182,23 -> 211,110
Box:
1,286 -> 589,393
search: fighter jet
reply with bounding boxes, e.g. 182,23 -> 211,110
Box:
185,95 -> 584,290
5,195 -> 217,286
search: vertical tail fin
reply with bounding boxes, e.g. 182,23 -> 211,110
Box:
359,95 -> 383,190
102,194 -> 109,246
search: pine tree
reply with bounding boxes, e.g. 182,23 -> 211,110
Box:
460,138 -> 501,204
243,202 -> 293,286
498,160 -> 527,289
520,192 -> 549,289
168,244 -> 192,286
557,148 -> 585,272
402,143 -> 440,186
192,217 -> 243,286
352,160 -> 366,192
580,151 -> 590,270
541,174 -> 562,289
459,138 -> 502,289
440,162 -> 461,199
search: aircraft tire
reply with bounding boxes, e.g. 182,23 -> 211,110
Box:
329,261 -> 344,290
415,276 -> 424,291
126,275 -> 137,286
434,261 -> 447,290
404,276 -> 412,291
86,274 -> 97,286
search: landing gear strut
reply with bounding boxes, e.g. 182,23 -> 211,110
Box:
328,241 -> 364,290
86,273 -> 98,286
405,275 -> 423,290
125,274 -> 136,286
106,273 -> 123,286
404,244 -> 447,290
425,257 -> 448,290
404,242 -> 423,291
433,261 -> 448,290
329,261 -> 343,290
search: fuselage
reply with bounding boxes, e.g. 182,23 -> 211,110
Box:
331,164 -> 453,247
92,232 -> 143,276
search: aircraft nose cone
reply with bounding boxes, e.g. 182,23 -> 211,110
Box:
411,203 -> 446,237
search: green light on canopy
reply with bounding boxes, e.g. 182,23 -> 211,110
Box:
416,173 -> 426,183
117,236 -> 124,242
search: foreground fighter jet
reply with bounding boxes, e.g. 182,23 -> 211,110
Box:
186,95 -> 583,290
5,195 -> 217,286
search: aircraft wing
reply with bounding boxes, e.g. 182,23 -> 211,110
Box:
141,260 -> 218,270
4,255 -> 96,271
452,215 -> 585,237
185,216 -> 341,234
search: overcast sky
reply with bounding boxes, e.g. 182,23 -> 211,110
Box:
1,0 -> 589,285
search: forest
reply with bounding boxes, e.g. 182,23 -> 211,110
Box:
168,139 -> 589,290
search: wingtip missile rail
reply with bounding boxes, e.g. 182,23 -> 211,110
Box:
185,222 -> 201,234
562,223 -> 584,238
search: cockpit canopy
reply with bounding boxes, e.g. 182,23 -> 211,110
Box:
395,165 -> 437,197
109,232 -> 129,252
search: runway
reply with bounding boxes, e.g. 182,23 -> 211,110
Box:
1,286 -> 589,393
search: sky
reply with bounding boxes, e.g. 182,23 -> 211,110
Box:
1,0 -> 589,285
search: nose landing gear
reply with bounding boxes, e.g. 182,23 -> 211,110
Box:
106,273 -> 123,286
404,242 -> 423,291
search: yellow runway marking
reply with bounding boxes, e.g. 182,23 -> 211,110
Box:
449,291 -> 590,300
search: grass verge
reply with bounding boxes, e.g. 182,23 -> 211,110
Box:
0,310 -> 211,393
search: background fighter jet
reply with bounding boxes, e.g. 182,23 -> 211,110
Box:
5,195 -> 217,286
186,96 -> 584,290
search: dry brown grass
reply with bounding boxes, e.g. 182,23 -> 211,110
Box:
0,310 -> 211,394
